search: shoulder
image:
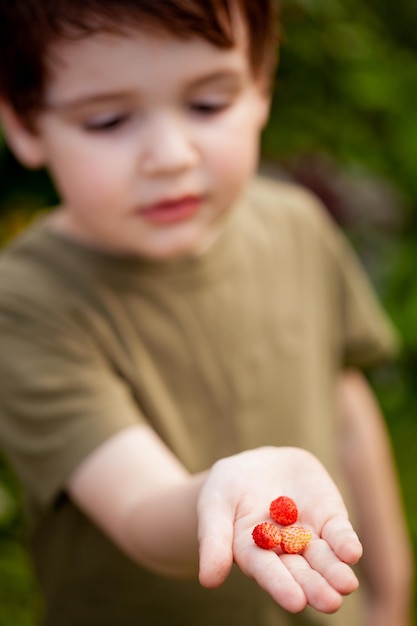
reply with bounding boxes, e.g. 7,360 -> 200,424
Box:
243,174 -> 342,245
241,175 -> 373,286
0,218 -> 86,330
1,220 -> 52,292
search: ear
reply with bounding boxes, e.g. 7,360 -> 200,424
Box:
253,83 -> 271,131
251,68 -> 272,131
0,100 -> 46,169
258,91 -> 271,130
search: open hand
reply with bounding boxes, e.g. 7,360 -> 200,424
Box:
197,446 -> 362,614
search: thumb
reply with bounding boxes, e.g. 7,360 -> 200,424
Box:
197,497 -> 235,588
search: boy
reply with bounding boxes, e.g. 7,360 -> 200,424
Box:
0,1 -> 412,625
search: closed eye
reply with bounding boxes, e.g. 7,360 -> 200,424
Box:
189,101 -> 229,116
83,114 -> 130,132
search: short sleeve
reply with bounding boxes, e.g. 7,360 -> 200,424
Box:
309,198 -> 401,368
0,305 -> 142,510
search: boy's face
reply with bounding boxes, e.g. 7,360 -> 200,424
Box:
5,25 -> 270,259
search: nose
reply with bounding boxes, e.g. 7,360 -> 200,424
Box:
140,112 -> 198,176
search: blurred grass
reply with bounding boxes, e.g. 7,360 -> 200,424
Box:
0,455 -> 41,626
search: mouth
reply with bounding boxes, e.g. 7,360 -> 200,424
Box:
140,195 -> 201,225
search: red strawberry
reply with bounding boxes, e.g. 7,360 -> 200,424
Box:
280,526 -> 312,554
252,522 -> 282,550
269,496 -> 298,526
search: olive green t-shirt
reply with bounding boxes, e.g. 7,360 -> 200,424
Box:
0,177 -> 398,625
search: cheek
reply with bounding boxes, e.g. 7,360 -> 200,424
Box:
204,124 -> 261,188
202,101 -> 263,185
47,144 -> 127,209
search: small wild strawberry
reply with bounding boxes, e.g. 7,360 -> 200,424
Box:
252,522 -> 282,550
269,495 -> 298,526
280,525 -> 312,554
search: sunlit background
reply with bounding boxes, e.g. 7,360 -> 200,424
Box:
1,1 -> 416,623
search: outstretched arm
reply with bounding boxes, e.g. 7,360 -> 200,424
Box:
67,424 -> 362,615
337,369 -> 414,626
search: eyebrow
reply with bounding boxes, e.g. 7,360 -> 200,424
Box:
45,69 -> 245,112
186,69 -> 244,89
44,91 -> 135,113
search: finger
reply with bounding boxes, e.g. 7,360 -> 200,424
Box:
232,504 -> 309,612
280,553 -> 344,614
303,538 -> 360,595
198,503 -> 235,589
234,541 -> 307,613
320,515 -> 363,564
198,532 -> 234,588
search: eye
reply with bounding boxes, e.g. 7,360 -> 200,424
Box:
83,113 -> 130,132
189,101 -> 229,116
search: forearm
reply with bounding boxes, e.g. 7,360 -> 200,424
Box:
122,471 -> 207,578
68,425 -> 210,578
337,369 -> 414,623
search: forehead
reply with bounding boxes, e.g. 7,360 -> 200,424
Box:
43,26 -> 252,103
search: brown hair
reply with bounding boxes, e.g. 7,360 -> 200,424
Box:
0,0 -> 279,119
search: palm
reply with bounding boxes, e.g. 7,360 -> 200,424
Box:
198,447 -> 362,614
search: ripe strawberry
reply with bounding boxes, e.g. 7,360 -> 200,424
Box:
280,526 -> 312,554
252,522 -> 282,550
269,496 -> 298,526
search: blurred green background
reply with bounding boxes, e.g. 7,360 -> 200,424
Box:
1,0 -> 416,623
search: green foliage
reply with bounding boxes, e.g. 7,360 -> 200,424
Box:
0,543 -> 40,626
265,0 -> 417,219
0,457 -> 41,625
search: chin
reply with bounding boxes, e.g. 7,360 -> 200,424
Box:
142,228 -> 218,261
147,243 -> 202,261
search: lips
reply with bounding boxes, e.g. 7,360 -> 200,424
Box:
140,196 -> 201,225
